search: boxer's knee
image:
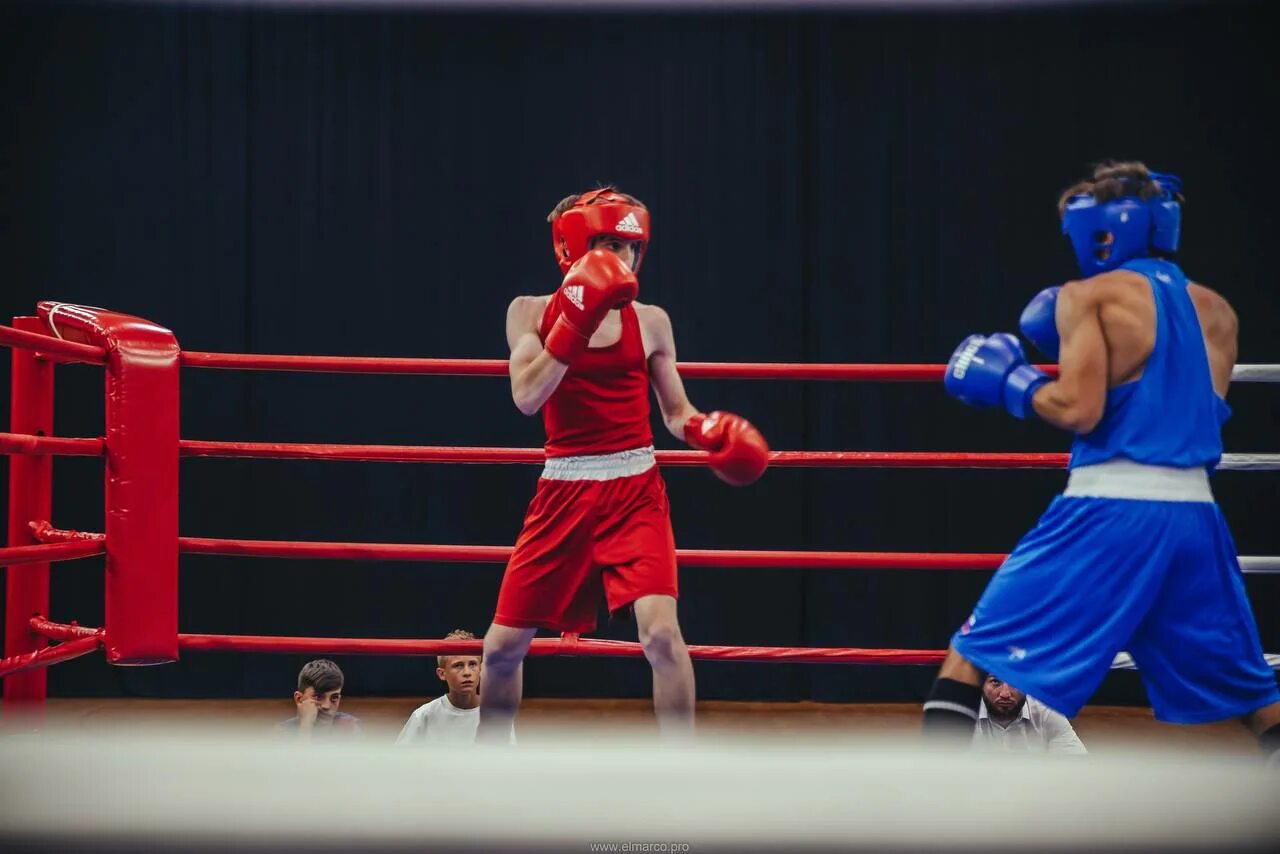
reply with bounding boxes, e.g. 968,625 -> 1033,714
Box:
482,623 -> 535,674
640,621 -> 686,664
635,599 -> 687,666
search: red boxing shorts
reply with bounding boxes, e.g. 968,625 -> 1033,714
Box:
494,447 -> 678,633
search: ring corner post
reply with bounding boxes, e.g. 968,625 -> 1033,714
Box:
102,318 -> 181,666
35,303 -> 182,666
4,316 -> 55,716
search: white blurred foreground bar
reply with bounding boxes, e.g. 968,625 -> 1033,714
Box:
103,0 -> 1171,11
1,728 -> 1277,852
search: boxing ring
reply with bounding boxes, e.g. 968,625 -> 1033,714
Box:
3,302 -> 1280,852
2,301 -> 1279,697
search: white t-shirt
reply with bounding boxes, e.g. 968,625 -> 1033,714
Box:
972,696 -> 1087,754
394,695 -> 514,746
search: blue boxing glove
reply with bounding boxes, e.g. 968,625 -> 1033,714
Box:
945,333 -> 1049,419
1019,286 -> 1061,360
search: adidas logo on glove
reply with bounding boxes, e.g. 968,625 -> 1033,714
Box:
950,339 -> 985,380
563,285 -> 585,310
615,212 -> 644,234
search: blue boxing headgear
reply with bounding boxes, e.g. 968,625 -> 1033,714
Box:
1061,171 -> 1182,276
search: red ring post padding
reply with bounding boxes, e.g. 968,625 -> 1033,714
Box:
35,303 -> 180,665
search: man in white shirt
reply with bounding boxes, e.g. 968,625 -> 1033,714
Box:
972,674 -> 1087,754
396,630 -> 514,746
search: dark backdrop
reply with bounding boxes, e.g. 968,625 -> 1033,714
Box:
1,0 -> 1276,707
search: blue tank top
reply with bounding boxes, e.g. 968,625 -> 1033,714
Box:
1068,258 -> 1230,470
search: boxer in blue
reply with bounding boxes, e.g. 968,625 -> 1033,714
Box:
923,161 -> 1280,761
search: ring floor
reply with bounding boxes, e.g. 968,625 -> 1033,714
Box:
3,697 -> 1260,753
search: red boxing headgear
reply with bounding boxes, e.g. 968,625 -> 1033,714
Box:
550,188 -> 650,274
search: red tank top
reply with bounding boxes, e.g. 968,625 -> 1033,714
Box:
539,302 -> 653,457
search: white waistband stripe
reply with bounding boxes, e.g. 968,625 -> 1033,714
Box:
541,446 -> 657,482
1064,459 -> 1213,502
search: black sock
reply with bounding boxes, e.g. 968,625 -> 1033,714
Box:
922,677 -> 982,743
1259,723 -> 1280,762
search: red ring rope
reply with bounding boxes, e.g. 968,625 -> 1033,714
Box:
6,432 -> 1276,474
0,324 -> 106,363
8,433 -> 1277,475
24,619 -> 941,666
175,537 -> 1005,569
180,441 -> 1070,468
0,632 -> 104,679
29,618 -> 101,641
29,523 -> 1280,572
177,633 -> 945,665
0,540 -> 105,567
178,351 -> 1051,381
0,432 -> 104,456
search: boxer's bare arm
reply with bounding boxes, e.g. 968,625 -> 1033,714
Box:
507,295 -> 568,416
1031,279 -> 1108,433
1187,282 -> 1238,397
638,303 -> 700,440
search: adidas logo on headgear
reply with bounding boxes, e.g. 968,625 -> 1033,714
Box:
615,212 -> 644,234
563,285 -> 584,310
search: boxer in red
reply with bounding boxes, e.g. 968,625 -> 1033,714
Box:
476,187 -> 769,741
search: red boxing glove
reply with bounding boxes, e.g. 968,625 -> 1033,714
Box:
543,249 -> 639,365
684,411 -> 770,486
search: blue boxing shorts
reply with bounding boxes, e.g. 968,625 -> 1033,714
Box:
952,461 -> 1279,723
